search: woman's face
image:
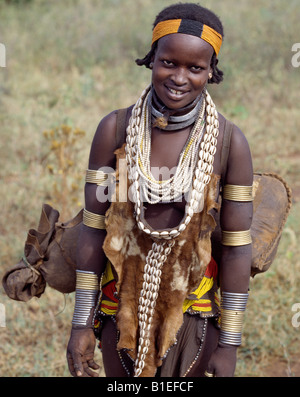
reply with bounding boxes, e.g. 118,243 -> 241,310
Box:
152,33 -> 214,110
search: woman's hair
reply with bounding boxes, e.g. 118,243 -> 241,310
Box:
135,2 -> 224,84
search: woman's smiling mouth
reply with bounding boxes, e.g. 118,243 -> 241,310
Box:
166,86 -> 188,98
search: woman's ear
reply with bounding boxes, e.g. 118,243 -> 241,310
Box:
149,53 -> 155,69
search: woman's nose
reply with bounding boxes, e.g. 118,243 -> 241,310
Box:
171,67 -> 187,86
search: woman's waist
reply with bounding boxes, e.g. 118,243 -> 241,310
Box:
98,258 -> 220,317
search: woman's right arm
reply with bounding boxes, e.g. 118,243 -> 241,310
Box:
67,110 -> 119,377
77,110 -> 119,275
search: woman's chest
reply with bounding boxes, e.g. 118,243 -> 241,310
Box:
149,120 -> 224,179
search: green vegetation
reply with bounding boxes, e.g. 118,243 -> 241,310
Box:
0,0 -> 299,377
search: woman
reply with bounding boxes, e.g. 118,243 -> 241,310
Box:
67,2 -> 253,377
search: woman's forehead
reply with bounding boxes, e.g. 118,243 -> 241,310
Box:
156,33 -> 214,59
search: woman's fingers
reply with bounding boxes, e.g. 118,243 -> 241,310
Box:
68,355 -> 100,377
72,353 -> 84,376
87,358 -> 100,370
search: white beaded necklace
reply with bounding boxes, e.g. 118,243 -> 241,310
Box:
137,90 -> 206,204
125,84 -> 219,376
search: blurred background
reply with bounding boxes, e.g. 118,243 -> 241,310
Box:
0,0 -> 299,377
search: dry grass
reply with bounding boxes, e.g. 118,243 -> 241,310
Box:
0,0 -> 299,377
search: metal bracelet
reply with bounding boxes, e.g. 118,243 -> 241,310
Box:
219,292 -> 249,346
219,330 -> 242,346
72,270 -> 99,327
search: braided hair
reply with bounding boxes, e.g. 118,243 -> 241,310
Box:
135,2 -> 224,84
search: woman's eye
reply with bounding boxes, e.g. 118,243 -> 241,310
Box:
191,66 -> 202,72
162,60 -> 174,66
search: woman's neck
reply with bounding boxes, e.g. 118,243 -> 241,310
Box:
151,88 -> 204,130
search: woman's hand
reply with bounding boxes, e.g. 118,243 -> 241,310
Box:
205,344 -> 237,377
66,327 -> 100,377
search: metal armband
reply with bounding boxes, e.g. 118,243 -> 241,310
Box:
85,169 -> 115,187
83,209 -> 106,230
221,229 -> 252,246
223,184 -> 253,202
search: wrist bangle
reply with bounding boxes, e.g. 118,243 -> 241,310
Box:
72,270 -> 99,327
219,291 -> 248,346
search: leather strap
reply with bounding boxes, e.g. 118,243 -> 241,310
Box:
220,119 -> 233,186
115,105 -> 134,149
115,108 -> 128,149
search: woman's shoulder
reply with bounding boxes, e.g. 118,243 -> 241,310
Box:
88,106 -> 134,169
94,109 -> 118,142
218,112 -> 253,184
218,112 -> 250,153
218,112 -> 247,139
93,105 -> 134,144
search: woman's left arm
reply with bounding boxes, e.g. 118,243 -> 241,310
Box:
207,124 -> 253,377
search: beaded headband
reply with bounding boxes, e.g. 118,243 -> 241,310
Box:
152,19 -> 222,56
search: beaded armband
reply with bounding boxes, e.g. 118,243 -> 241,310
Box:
83,209 -> 106,230
72,270 -> 99,327
221,230 -> 252,246
223,184 -> 253,202
219,291 -> 248,346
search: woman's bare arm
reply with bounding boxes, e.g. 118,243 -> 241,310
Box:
206,123 -> 253,377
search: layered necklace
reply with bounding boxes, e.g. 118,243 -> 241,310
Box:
125,84 -> 219,376
137,89 -> 206,205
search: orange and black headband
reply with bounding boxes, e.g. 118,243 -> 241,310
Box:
152,19 -> 222,56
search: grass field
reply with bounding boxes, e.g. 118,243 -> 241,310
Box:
0,0 -> 299,377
